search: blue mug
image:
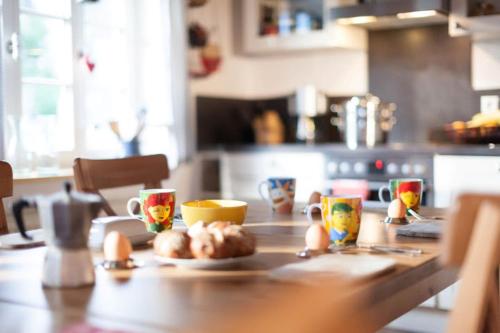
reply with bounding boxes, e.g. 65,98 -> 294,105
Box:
258,178 -> 296,214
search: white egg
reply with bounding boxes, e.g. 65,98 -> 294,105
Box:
387,198 -> 407,218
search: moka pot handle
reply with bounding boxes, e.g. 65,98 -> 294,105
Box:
12,198 -> 35,240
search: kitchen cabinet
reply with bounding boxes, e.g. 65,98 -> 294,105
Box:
449,0 -> 500,38
238,0 -> 366,55
434,154 -> 500,207
471,39 -> 500,90
220,151 -> 326,202
432,154 -> 500,311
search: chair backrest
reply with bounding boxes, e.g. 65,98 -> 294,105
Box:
443,193 -> 500,333
73,154 -> 169,216
0,161 -> 13,234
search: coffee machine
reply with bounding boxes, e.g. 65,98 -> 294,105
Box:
288,85 -> 328,143
13,183 -> 102,288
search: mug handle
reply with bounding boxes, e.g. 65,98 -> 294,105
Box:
305,203 -> 322,224
378,185 -> 390,203
127,197 -> 142,219
258,181 -> 273,208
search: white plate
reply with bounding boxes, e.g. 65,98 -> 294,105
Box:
154,253 -> 256,270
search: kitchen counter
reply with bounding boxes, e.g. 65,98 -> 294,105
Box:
198,143 -> 500,156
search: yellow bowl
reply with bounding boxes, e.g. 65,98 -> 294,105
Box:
180,200 -> 248,227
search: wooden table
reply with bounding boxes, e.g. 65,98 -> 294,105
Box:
0,204 -> 457,333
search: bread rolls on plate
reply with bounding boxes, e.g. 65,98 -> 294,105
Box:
154,221 -> 256,260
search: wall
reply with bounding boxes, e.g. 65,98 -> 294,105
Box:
188,0 -> 368,100
369,24 -> 500,143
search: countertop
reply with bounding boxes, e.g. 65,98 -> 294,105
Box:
199,143 -> 500,156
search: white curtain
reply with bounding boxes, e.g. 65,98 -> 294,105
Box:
133,0 -> 191,168
165,0 -> 192,164
141,0 -> 191,168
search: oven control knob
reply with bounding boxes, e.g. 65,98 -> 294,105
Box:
401,163 -> 412,175
327,162 -> 338,174
339,162 -> 351,174
387,163 -> 398,175
413,163 -> 426,175
354,162 -> 366,174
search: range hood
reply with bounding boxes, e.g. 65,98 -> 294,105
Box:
330,0 -> 450,30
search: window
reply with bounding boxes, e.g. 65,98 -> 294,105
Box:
3,0 -> 74,173
1,0 -> 187,175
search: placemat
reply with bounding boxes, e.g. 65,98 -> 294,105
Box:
269,254 -> 396,284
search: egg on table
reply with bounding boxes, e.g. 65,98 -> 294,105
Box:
308,191 -> 322,214
387,198 -> 407,218
103,231 -> 132,262
305,224 -> 330,250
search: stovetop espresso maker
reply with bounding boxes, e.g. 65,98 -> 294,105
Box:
13,183 -> 102,288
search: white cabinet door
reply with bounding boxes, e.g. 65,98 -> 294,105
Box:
434,155 -> 500,207
221,151 -> 326,202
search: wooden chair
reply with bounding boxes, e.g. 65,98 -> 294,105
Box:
73,154 -> 169,216
0,161 -> 13,234
442,193 -> 500,333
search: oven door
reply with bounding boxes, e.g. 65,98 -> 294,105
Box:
325,179 -> 431,208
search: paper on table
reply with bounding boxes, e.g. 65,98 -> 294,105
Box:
396,220 -> 443,239
269,254 -> 396,284
0,229 -> 45,249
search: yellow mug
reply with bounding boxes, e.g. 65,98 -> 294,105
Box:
306,195 -> 363,245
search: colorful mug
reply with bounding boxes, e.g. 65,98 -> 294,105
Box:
258,178 -> 296,214
306,195 -> 363,245
127,189 -> 176,233
378,178 -> 423,214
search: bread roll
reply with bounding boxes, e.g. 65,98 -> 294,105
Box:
190,230 -> 219,259
188,220 -> 206,238
154,231 -> 192,259
223,225 -> 256,257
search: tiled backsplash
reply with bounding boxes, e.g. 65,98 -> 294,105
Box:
195,96 -> 348,148
369,24 -> 500,143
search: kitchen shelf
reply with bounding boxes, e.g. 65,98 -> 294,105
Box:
449,0 -> 500,38
238,0 -> 366,55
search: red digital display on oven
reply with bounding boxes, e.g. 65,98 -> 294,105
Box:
369,160 -> 385,174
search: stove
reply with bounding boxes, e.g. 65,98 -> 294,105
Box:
324,149 -> 434,205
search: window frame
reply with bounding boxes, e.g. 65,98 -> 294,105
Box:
1,0 -> 81,169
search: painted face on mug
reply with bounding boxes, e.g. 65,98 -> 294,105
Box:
399,191 -> 420,208
330,203 -> 354,242
397,182 -> 421,210
143,193 -> 173,224
147,205 -> 170,222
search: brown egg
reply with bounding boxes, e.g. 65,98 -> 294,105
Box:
308,191 -> 321,205
387,198 -> 407,218
103,231 -> 132,262
305,224 -> 330,250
